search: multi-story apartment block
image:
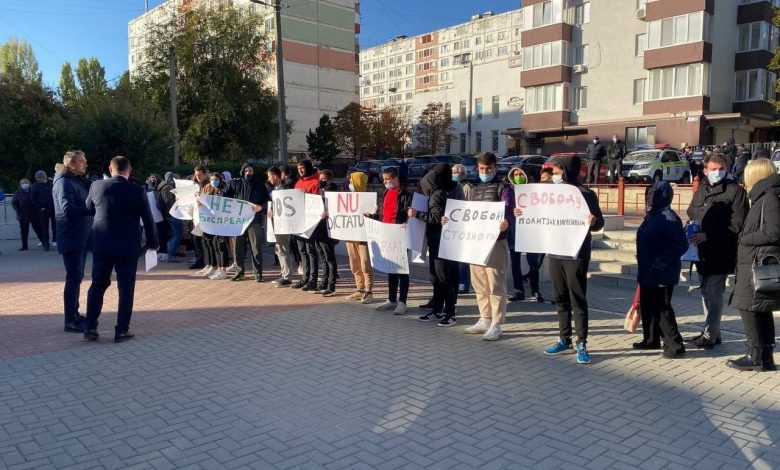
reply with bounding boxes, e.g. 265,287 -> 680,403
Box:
128,0 -> 360,158
359,10 -> 526,156
519,0 -> 779,153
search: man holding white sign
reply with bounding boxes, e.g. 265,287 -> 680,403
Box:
516,157 -> 603,364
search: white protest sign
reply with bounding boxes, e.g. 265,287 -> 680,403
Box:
406,192 -> 428,260
194,195 -> 256,237
144,249 -> 158,272
169,179 -> 199,220
324,192 -> 377,241
266,216 -> 276,243
271,189 -> 305,235
438,199 -> 505,266
299,193 -> 325,239
514,184 -> 590,257
147,192 -> 164,223
365,217 -> 409,274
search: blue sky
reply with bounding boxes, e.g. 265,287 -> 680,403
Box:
0,0 -> 520,88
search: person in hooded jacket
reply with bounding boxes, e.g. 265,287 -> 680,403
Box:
344,171 -> 375,304
451,164 -> 473,294
506,166 -> 545,303
733,144 -> 751,184
292,160 -> 322,291
685,153 -> 749,349
722,137 -> 737,174
311,169 -> 339,296
13,178 -> 45,251
727,159 -> 780,372
31,170 -> 56,249
409,163 -> 459,325
145,174 -> 169,255
533,157 -> 604,364
635,181 -> 689,358
200,173 -> 232,280
223,163 -> 271,282
52,150 -> 93,332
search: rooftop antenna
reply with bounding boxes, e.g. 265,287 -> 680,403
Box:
145,0 -> 149,12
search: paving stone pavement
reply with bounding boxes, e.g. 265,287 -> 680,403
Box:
0,240 -> 779,470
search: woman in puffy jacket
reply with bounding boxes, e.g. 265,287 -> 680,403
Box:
727,159 -> 780,372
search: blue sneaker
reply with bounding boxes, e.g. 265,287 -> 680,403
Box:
544,338 -> 573,355
576,344 -> 591,364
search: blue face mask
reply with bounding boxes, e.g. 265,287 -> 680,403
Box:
210,180 -> 220,189
707,170 -> 725,185
451,174 -> 460,182
479,172 -> 495,183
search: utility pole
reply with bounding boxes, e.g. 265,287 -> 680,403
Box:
274,0 -> 288,164
144,0 -> 148,13
465,54 -> 474,154
169,45 -> 180,166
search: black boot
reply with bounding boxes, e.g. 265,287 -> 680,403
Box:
726,347 -> 764,372
762,347 -> 777,372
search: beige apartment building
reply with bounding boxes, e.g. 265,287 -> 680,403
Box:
520,0 -> 780,152
128,0 -> 360,158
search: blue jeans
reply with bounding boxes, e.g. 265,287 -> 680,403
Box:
61,251 -> 87,324
167,217 -> 184,258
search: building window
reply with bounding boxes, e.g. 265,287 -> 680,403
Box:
498,30 -> 509,41
421,34 -> 432,44
574,2 -> 590,25
525,83 -> 565,114
635,34 -> 646,57
405,92 -> 414,100
626,126 -> 656,150
648,63 -> 709,100
405,79 -> 413,87
440,72 -> 449,81
445,102 -> 452,118
405,65 -> 413,74
475,98 -> 483,120
476,131 -> 482,152
459,133 -> 467,153
647,12 -> 707,50
573,86 -> 587,110
735,69 -> 777,102
405,52 -> 413,61
574,44 -> 588,66
475,36 -> 482,46
460,100 -> 467,122
492,96 -> 500,117
498,46 -> 509,56
440,58 -> 450,67
440,44 -> 449,53
633,78 -> 646,105
528,0 -> 563,29
485,33 -> 494,43
491,130 -> 500,152
522,40 -> 570,70
738,22 -> 779,52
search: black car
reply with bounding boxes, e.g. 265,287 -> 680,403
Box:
498,155 -> 547,182
407,155 -> 462,181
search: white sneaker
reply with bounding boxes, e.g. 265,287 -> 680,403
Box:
464,318 -> 491,334
375,301 -> 397,311
393,301 -> 408,315
158,253 -> 168,262
297,265 -> 304,275
226,264 -> 238,274
210,271 -> 229,280
201,267 -> 216,277
196,266 -> 211,275
360,292 -> 374,304
36,242 -> 43,247
52,242 -> 57,247
482,324 -> 502,341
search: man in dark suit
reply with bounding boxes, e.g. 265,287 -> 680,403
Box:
83,156 -> 158,343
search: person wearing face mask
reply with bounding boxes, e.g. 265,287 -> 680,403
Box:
344,171 -> 375,304
31,170 -> 56,251
685,153 -> 749,349
200,174 -> 232,280
506,167 -> 545,303
606,134 -> 626,184
12,178 -> 45,251
451,164 -> 472,294
291,160 -> 322,291
529,158 -> 604,364
222,163 -> 271,282
309,169 -> 339,296
585,136 -> 606,184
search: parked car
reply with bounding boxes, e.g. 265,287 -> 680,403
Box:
459,156 -> 478,181
498,155 -> 547,182
345,160 -> 383,184
772,149 -> 780,174
621,148 -> 691,183
406,155 -> 462,181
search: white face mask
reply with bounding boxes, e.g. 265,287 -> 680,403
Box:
552,174 -> 564,184
384,182 -> 394,190
348,183 -> 355,192
593,140 -> 598,144
612,138 -> 618,143
707,170 -> 725,185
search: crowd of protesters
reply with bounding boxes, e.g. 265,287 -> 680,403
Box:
5,142 -> 779,370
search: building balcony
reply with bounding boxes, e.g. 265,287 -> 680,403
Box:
737,1 -> 775,24
522,111 -> 570,133
735,50 -> 773,71
520,23 -> 572,48
644,42 -> 712,69
520,66 -> 571,88
733,100 -> 777,117
643,96 -> 710,115
645,0 -> 713,22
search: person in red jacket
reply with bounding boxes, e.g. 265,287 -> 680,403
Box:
291,160 -> 321,290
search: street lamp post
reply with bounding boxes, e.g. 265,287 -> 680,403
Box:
250,0 -> 288,164
461,53 -> 474,154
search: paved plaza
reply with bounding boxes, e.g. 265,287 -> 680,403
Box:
0,240 -> 779,469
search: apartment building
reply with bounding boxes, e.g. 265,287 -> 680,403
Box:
359,10 -> 525,156
128,0 -> 360,158
519,0 -> 780,153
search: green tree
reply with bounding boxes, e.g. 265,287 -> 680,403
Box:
415,102 -> 453,154
138,4 -> 279,163
368,107 -> 409,158
306,114 -> 339,166
0,38 -> 42,87
59,61 -> 79,106
769,7 -> 780,119
75,58 -> 108,97
333,102 -> 371,160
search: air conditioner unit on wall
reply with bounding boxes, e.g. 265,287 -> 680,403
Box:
572,64 -> 586,74
636,8 -> 646,20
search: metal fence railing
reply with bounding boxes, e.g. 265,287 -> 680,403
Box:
1,195 -> 14,224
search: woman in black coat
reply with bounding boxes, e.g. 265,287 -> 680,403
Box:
12,179 -> 45,251
727,159 -> 780,372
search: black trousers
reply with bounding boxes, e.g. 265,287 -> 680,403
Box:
204,235 -> 229,268
156,221 -> 170,254
740,309 -> 776,349
316,238 -> 337,289
388,274 -> 409,303
296,237 -> 319,285
192,234 -> 205,265
19,218 -> 44,249
510,252 -> 545,294
607,158 -> 622,184
549,257 -> 589,344
38,209 -> 56,244
586,159 -> 600,184
429,255 -> 459,315
85,252 -> 138,335
639,285 -> 684,353
61,250 -> 87,324
235,223 -> 265,276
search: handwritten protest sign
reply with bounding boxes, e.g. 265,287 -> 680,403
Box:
169,179 -> 199,220
324,192 -> 377,241
406,193 -> 428,262
438,199 -> 505,266
147,192 -> 164,223
194,195 -> 256,237
514,184 -> 590,257
299,193 -> 325,239
266,216 -> 276,243
271,189 -> 305,235
365,217 -> 409,274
